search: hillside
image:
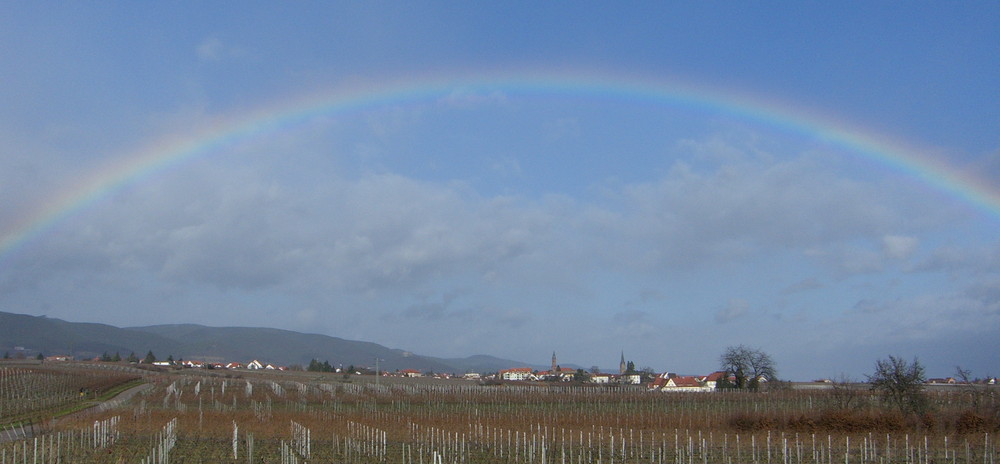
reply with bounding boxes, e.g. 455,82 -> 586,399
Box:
0,311 -> 529,373
0,311 -> 181,360
128,324 -> 457,372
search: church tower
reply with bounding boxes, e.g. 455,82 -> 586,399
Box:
551,351 -> 557,372
619,351 -> 626,375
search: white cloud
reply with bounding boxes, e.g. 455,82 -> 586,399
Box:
851,280 -> 1000,341
592,152 -> 913,272
4,132 -> 951,303
1,121 -> 990,379
912,242 -> 1000,274
882,235 -> 919,260
819,246 -> 885,276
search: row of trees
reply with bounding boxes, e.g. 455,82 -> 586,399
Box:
1,350 -> 159,364
307,359 -> 336,372
2,351 -> 44,360
100,350 -> 157,364
719,345 -> 973,417
306,359 -> 361,374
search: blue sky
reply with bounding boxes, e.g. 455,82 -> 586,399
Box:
1,3 -> 998,379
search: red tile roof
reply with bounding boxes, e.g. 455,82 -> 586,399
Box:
500,367 -> 533,373
667,376 -> 702,388
703,371 -> 727,381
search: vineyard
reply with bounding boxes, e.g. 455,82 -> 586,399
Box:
0,364 -> 141,428
0,364 -> 997,463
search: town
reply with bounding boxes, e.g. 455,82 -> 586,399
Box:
18,348 -> 996,392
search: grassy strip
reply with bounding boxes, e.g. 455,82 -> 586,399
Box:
95,377 -> 145,402
52,378 -> 147,419
0,378 -> 147,429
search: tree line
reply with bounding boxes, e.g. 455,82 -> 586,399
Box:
718,344 -> 989,420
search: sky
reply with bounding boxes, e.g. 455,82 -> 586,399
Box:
1,3 -> 998,380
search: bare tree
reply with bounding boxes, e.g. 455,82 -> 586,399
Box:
719,345 -> 776,391
955,365 -> 973,384
867,355 -> 927,414
955,365 -> 987,409
829,374 -> 861,410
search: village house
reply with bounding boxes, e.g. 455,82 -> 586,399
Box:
658,375 -> 711,392
927,377 -> 957,384
499,367 -> 534,381
620,373 -> 642,385
537,367 -> 576,382
647,372 -> 722,392
700,371 -> 732,390
589,373 -> 616,384
246,360 -> 265,370
648,377 -> 665,391
400,369 -> 422,378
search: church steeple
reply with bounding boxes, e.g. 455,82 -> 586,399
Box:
619,351 -> 626,375
552,351 -> 557,372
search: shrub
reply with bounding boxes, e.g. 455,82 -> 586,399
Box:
728,413 -> 778,431
954,410 -> 991,434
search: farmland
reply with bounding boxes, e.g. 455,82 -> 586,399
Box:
1,363 -> 997,463
0,363 -> 141,427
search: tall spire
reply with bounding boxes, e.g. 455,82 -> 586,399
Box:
620,351 -> 626,375
552,351 -> 557,372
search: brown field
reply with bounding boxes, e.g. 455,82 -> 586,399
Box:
1,363 -> 997,463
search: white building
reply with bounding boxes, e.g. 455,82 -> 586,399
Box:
590,374 -> 615,384
500,367 -> 534,381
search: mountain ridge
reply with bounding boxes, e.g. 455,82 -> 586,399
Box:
0,311 -> 537,373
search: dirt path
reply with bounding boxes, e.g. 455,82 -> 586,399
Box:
77,382 -> 153,416
0,382 -> 152,444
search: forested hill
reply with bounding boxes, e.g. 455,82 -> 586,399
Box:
0,311 -> 528,373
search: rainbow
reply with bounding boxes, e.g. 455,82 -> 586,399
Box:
2,69 -> 998,263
